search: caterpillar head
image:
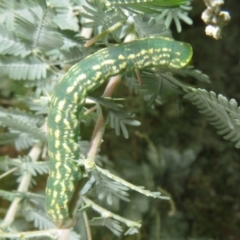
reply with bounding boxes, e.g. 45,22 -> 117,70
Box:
169,41 -> 193,69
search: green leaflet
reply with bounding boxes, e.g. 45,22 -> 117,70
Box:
46,36 -> 192,228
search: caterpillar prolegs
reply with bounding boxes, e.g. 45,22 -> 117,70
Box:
46,36 -> 193,227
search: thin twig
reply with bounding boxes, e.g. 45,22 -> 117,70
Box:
0,229 -> 58,239
83,211 -> 92,240
0,167 -> 18,180
87,75 -> 122,160
0,140 -> 43,228
82,197 -> 141,229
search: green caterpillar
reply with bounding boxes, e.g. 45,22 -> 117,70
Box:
46,36 -> 193,228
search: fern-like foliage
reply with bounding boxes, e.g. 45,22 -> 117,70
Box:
25,209 -> 55,230
133,14 -> 170,38
59,45 -> 84,64
87,96 -> 141,138
0,107 -> 44,126
83,0 -> 192,41
105,0 -> 191,17
0,0 -> 40,29
0,25 -> 30,57
19,158 -> 48,177
0,189 -> 19,202
156,2 -> 193,32
91,218 -> 123,236
107,109 -> 141,138
82,1 -> 126,42
0,56 -> 48,80
0,156 -> 48,186
184,88 -> 240,148
0,107 -> 46,150
132,70 -> 180,106
169,65 -> 211,83
48,0 -> 79,31
82,2 -> 123,29
15,10 -> 64,51
92,168 -> 130,203
125,68 -> 206,106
